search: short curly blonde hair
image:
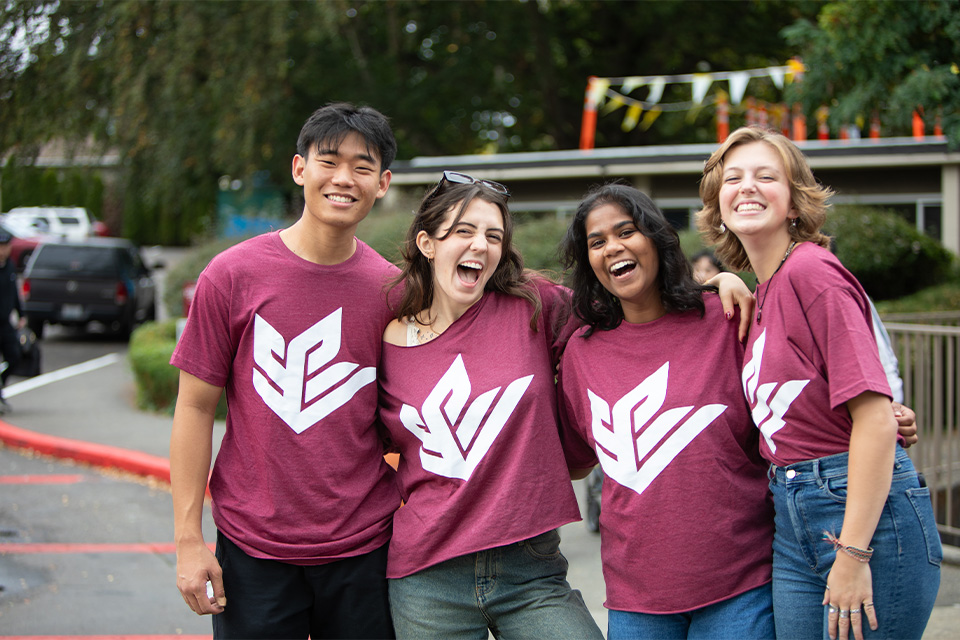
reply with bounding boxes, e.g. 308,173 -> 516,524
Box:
695,126 -> 833,273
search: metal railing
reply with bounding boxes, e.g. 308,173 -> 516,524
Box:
882,311 -> 960,326
885,319 -> 960,544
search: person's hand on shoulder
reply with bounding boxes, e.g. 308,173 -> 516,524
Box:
706,272 -> 755,342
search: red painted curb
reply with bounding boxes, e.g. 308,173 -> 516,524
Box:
0,420 -> 172,482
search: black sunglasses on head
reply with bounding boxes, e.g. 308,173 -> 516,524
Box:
426,170 -> 511,200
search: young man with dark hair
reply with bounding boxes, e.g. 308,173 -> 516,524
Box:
170,102 -> 400,638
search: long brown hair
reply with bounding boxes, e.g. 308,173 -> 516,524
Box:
695,126 -> 833,273
387,180 -> 543,329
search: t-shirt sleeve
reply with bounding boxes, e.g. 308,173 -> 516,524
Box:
556,350 -> 600,470
534,278 -> 578,366
806,285 -> 892,410
170,268 -> 234,388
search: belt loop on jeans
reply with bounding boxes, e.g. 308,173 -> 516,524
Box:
812,458 -> 826,488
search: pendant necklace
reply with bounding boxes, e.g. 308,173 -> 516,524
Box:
756,241 -> 797,325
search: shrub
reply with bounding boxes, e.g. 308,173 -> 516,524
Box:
129,320 -> 180,414
512,214 -> 568,275
825,205 -> 955,301
357,199 -> 416,265
128,319 -> 227,418
162,236 -> 250,318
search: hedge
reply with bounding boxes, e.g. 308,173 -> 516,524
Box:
825,205 -> 955,301
128,319 -> 227,418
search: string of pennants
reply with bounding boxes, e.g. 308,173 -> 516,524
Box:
579,58 -> 943,149
579,60 -> 805,148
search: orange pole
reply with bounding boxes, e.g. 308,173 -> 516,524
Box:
778,104 -> 790,137
580,76 -> 599,150
816,106 -> 830,141
792,104 -> 807,141
912,108 -> 925,140
716,93 -> 729,143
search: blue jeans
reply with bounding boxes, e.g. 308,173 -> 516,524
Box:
388,529 -> 602,640
607,582 -> 774,640
768,446 -> 941,639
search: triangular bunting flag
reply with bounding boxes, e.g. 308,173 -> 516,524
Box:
769,67 -> 785,90
647,77 -> 666,104
621,76 -> 645,94
692,74 -> 713,104
728,72 -> 750,105
622,104 -> 643,131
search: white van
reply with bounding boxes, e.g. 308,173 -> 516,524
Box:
2,206 -> 95,241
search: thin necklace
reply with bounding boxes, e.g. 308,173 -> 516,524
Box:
756,241 -> 797,325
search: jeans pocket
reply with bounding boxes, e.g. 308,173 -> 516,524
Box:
906,487 -> 943,566
520,528 -> 562,560
821,474 -> 848,503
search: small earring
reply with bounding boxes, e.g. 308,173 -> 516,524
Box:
790,218 -> 798,228
719,222 -> 726,233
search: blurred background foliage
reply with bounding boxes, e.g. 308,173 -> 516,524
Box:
160,201 -> 958,322
2,0 -> 956,245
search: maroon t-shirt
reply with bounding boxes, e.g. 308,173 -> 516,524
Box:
171,232 -> 402,564
377,279 -> 582,578
558,294 -> 773,613
742,242 -> 893,466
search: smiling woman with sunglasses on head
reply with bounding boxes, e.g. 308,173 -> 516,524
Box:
377,171 -> 603,639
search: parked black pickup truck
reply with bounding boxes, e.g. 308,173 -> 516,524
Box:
21,238 -> 160,339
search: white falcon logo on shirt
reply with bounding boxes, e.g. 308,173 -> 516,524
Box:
742,329 -> 810,453
399,355 -> 533,481
252,309 -> 376,434
589,362 -> 725,497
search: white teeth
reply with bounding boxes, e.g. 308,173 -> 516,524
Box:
737,203 -> 764,212
460,261 -> 482,270
328,195 -> 353,203
610,260 -> 635,274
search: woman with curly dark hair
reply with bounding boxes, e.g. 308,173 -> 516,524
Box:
557,182 -> 775,639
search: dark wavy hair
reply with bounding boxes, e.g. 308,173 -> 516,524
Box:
388,179 -> 543,329
561,183 -> 708,335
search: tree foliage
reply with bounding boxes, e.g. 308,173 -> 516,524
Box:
0,0 -> 842,244
783,0 -> 960,146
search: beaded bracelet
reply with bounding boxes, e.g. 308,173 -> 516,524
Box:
823,531 -> 874,563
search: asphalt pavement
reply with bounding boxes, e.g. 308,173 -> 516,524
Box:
0,342 -> 959,637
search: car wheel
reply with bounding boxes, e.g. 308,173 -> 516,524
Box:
27,317 -> 44,339
118,317 -> 135,339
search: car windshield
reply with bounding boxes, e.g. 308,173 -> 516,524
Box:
32,245 -> 121,277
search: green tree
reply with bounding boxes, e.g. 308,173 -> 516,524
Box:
0,0 -> 821,244
783,0 -> 960,146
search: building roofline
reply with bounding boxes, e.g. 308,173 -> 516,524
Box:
390,136 -> 959,185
